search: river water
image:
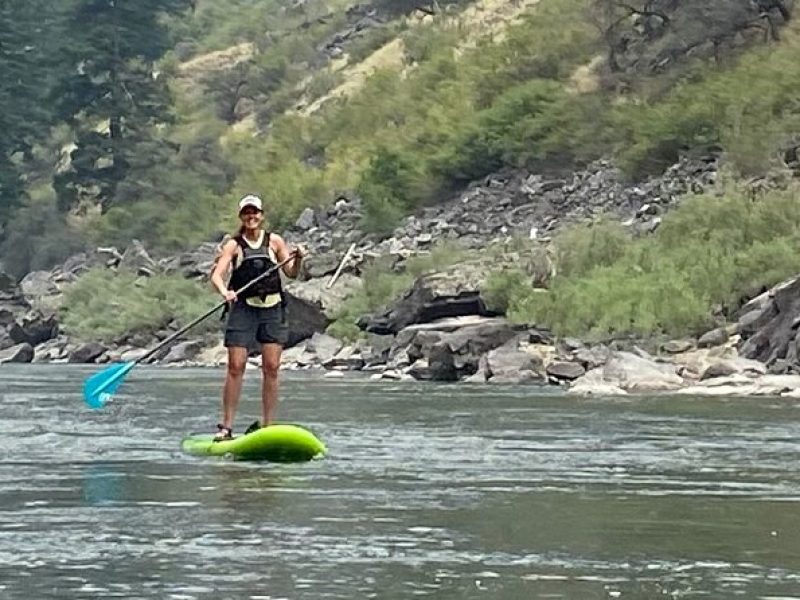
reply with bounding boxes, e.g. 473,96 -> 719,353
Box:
0,365 -> 799,599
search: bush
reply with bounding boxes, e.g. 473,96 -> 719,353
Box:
482,268 -> 532,314
554,218 -> 631,279
501,184 -> 800,338
61,269 -> 217,342
358,147 -> 425,234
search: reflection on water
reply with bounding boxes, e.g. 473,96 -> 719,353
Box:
0,365 -> 799,599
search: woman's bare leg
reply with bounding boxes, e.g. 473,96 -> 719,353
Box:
221,346 -> 248,429
260,343 -> 282,425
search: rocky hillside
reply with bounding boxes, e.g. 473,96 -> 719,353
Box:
6,144 -> 800,399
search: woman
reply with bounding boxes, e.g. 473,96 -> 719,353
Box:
209,194 -> 305,440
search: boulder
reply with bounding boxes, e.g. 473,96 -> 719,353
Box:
546,360 -> 586,381
18,310 -> 59,345
33,337 -> 70,362
603,351 -> 684,392
305,332 -> 343,365
567,369 -> 628,396
285,273 -> 362,319
302,252 -> 347,279
0,321 -> 25,350
284,292 -> 330,347
359,261 -> 499,335
295,207 -> 316,231
160,241 -> 218,279
677,374 -> 800,397
486,339 -> 544,383
570,344 -> 611,370
739,276 -> 800,369
161,339 -> 204,364
0,270 -> 25,304
119,239 -> 158,276
661,339 -> 695,354
363,333 -> 394,365
0,342 -> 34,364
20,271 -> 60,300
194,341 -> 227,367
698,327 -> 729,348
569,351 -> 684,394
398,316 -> 520,381
324,345 -> 365,370
699,357 -> 766,381
68,342 -> 108,364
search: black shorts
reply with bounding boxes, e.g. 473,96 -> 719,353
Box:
224,301 -> 288,348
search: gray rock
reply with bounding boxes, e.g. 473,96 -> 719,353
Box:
0,342 -> 34,364
303,253 -> 346,279
407,358 -> 435,381
661,339 -> 695,354
19,311 -> 58,345
284,292 -> 330,347
571,351 -> 684,394
20,271 -> 59,299
360,262 -> 498,334
545,361 -> 586,381
295,207 -> 316,231
364,333 -> 394,364
285,273 -> 362,319
486,339 -> 544,383
699,358 -> 767,380
68,342 -> 108,364
305,332 -> 343,364
560,337 -> 585,352
739,276 -> 800,365
161,339 -> 204,364
735,308 -> 767,336
698,327 -> 729,348
0,270 -> 27,306
398,317 -> 520,381
324,345 -> 365,370
119,239 -> 158,275
33,337 -> 70,362
572,345 -> 611,370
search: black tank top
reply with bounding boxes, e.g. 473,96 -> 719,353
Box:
229,231 -> 282,299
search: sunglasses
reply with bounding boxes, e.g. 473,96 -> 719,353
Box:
239,208 -> 262,217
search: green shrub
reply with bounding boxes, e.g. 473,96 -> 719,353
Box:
404,241 -> 468,278
61,269 -> 217,342
358,147 -> 426,234
554,218 -> 631,279
482,268 -> 532,314
502,185 -> 800,338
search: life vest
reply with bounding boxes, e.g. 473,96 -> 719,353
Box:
228,231 -> 282,299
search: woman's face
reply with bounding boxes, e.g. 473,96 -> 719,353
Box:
239,207 -> 264,229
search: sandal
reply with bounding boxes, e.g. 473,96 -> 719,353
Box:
213,423 -> 233,442
244,420 -> 261,435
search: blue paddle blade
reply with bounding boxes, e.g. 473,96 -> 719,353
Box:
83,362 -> 135,409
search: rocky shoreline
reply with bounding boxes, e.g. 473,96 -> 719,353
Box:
3,155 -> 800,397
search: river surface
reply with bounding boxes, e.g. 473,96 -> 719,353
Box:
0,365 -> 799,599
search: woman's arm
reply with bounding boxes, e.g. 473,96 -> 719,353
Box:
211,239 -> 239,300
272,234 -> 305,279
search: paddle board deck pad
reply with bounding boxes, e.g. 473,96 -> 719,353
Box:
181,424 -> 326,462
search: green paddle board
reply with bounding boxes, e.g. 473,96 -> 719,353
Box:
181,424 -> 326,462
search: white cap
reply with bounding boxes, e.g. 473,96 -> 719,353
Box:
238,194 -> 263,212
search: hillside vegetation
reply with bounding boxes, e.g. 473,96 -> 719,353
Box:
2,0 -> 799,341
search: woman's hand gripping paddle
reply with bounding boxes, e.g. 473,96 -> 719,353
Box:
82,253 -> 297,409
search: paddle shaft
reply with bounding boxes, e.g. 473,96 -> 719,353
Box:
134,253 -> 297,365
327,242 -> 355,289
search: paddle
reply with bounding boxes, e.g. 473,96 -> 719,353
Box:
83,252 -> 298,409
